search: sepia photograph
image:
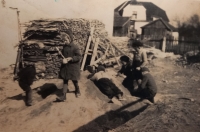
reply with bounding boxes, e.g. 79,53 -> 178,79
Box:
0,0 -> 200,131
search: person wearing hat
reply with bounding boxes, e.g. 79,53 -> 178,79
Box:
134,67 -> 157,103
56,29 -> 82,102
117,55 -> 134,92
88,65 -> 125,101
131,40 -> 148,88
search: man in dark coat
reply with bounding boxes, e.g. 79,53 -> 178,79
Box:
56,29 -> 82,102
18,66 -> 36,106
18,61 -> 46,106
133,67 -> 157,103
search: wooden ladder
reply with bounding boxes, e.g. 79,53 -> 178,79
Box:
81,27 -> 95,70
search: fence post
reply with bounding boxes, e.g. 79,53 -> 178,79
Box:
162,37 -> 166,52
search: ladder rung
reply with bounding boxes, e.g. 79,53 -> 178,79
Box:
87,53 -> 92,55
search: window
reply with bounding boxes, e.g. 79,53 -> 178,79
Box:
131,11 -> 137,20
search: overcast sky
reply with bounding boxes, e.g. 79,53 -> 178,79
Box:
2,0 -> 200,35
4,0 -> 200,22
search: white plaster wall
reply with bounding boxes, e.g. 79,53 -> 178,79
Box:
172,32 -> 179,40
172,32 -> 179,45
135,21 -> 149,34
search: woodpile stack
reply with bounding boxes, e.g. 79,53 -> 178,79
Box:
17,18 -> 123,79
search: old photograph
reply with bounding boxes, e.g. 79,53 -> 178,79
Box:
0,0 -> 200,131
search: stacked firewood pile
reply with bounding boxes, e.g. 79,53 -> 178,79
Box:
18,18 -> 122,79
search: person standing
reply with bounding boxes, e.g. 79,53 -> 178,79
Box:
18,66 -> 36,106
18,61 -> 46,106
131,40 -> 148,88
56,29 -> 82,102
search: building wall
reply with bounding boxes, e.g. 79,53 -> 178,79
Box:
135,21 -> 149,34
113,27 -> 128,37
123,4 -> 146,21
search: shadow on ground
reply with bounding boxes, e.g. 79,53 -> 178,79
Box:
73,98 -> 149,132
7,83 -> 61,104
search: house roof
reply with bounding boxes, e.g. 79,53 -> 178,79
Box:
141,18 -> 177,31
114,17 -> 129,27
114,1 -> 169,22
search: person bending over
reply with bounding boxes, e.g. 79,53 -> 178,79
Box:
133,67 -> 157,103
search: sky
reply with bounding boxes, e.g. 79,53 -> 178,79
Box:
2,0 -> 200,33
0,0 -> 200,67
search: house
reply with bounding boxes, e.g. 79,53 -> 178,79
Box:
141,18 -> 178,39
113,0 -> 169,37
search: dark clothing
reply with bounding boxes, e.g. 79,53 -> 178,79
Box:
96,78 -> 123,99
134,73 -> 157,99
118,62 -> 132,78
60,43 -> 82,80
63,79 -> 80,93
140,73 -> 157,94
18,81 -> 32,105
18,67 -> 36,106
118,62 -> 134,89
132,50 -> 147,80
18,67 -> 36,86
132,69 -> 142,80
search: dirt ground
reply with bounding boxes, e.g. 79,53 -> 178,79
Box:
0,41 -> 200,132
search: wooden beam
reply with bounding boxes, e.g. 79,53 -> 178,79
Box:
90,38 -> 99,65
80,27 -> 94,71
81,36 -> 92,70
92,43 -> 110,66
111,43 -> 134,61
109,43 -> 120,66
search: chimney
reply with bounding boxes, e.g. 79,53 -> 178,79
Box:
131,0 -> 137,4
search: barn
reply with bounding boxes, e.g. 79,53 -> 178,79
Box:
141,18 -> 178,39
113,0 -> 169,37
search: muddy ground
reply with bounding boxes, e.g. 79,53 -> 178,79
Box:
0,40 -> 200,132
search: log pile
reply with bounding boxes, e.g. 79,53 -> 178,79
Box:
18,18 -> 120,79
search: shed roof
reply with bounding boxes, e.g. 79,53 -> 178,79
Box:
141,18 -> 177,31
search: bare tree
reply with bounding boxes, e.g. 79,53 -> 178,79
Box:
173,14 -> 200,38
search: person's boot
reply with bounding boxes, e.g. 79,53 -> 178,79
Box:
26,89 -> 33,106
74,83 -> 81,98
56,84 -> 68,102
148,97 -> 155,103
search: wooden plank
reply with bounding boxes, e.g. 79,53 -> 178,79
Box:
92,43 -> 110,65
90,38 -> 99,65
14,46 -> 22,78
109,43 -> 120,66
111,43 -> 132,60
81,36 -> 92,70
80,27 -> 94,70
62,21 -> 69,29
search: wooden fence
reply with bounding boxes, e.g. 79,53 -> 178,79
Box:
141,35 -> 200,55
